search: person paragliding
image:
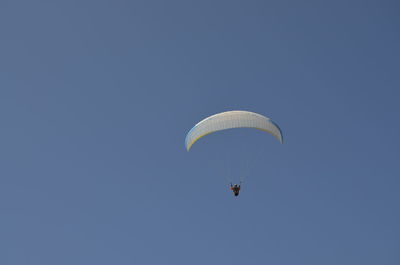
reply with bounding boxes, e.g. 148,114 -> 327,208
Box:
230,183 -> 241,197
185,110 -> 283,197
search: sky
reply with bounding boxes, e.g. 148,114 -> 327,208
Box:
1,0 -> 399,264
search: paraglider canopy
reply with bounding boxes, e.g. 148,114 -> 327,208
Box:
185,110 -> 283,151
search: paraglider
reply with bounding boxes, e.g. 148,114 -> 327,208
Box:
230,183 -> 241,197
185,110 -> 283,197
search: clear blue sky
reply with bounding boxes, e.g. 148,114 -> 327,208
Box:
1,0 -> 399,264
